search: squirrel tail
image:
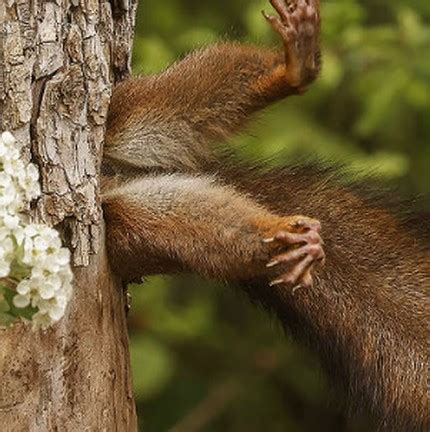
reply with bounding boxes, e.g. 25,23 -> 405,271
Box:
212,158 -> 430,431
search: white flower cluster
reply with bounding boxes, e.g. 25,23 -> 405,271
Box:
0,131 -> 73,329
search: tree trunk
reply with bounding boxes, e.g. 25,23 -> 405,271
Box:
0,1 -> 138,430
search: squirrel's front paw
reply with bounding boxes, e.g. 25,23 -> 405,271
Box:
263,216 -> 325,290
263,0 -> 321,90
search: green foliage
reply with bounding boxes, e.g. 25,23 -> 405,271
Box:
131,334 -> 176,399
0,285 -> 35,326
0,285 -> 16,326
129,1 -> 429,431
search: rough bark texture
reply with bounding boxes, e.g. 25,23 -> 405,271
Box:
0,1 -> 138,430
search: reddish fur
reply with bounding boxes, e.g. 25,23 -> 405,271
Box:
103,175 -> 320,283
216,161 -> 430,431
102,1 -> 429,430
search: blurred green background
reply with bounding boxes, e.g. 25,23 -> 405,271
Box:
128,1 -> 430,431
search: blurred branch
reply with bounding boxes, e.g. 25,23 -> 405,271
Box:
169,348 -> 280,432
169,379 -> 240,432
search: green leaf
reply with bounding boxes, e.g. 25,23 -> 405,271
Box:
0,311 -> 17,327
2,285 -> 36,320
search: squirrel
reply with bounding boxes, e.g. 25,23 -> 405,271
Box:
101,0 -> 430,430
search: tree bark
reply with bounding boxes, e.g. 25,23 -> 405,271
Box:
0,1 -> 138,430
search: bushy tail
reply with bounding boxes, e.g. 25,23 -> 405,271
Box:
212,159 -> 430,431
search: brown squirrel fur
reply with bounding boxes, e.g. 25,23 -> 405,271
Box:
102,1 -> 430,430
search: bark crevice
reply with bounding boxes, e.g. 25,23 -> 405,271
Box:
0,1 -> 138,430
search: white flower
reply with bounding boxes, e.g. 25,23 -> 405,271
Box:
0,145 -> 19,163
0,131 -> 73,329
56,248 -> 71,266
0,142 -> 8,158
24,224 -> 39,237
48,304 -> 66,322
61,282 -> 73,299
13,278 -> 41,308
34,235 -> 48,252
22,236 -> 36,265
0,132 -> 20,161
1,131 -> 16,146
16,279 -> 32,295
37,274 -> 61,299
0,261 -> 10,278
58,268 -> 73,285
0,236 -> 13,257
3,214 -> 20,230
38,283 -> 56,300
14,232 -> 74,325
37,258 -> 60,274
17,164 -> 41,200
0,226 -> 10,241
35,296 -> 66,321
0,172 -> 12,187
6,198 -> 24,216
40,226 -> 62,249
32,312 -> 52,330
12,226 -> 25,246
0,237 -> 14,278
13,294 -> 30,308
3,158 -> 25,176
0,178 -> 18,208
21,226 -> 65,267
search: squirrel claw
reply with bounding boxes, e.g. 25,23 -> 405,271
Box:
263,237 -> 276,244
270,278 -> 285,287
266,216 -> 324,290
